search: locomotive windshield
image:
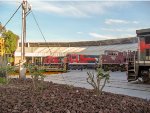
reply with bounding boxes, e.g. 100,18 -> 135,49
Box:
145,36 -> 150,44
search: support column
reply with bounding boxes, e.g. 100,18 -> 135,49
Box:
32,56 -> 34,63
41,57 -> 43,65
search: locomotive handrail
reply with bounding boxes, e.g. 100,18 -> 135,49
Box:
134,53 -> 136,72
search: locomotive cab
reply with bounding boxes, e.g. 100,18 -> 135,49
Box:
127,28 -> 150,82
104,50 -> 119,56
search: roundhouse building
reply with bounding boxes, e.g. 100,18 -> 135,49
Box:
14,37 -> 138,65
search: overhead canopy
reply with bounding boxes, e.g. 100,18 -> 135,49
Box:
15,43 -> 138,57
136,28 -> 150,37
19,37 -> 137,47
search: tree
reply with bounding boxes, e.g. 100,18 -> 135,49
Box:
2,30 -> 19,54
0,22 -> 6,34
0,24 -> 19,80
0,29 -> 19,65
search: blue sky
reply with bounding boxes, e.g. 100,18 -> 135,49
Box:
0,1 -> 150,42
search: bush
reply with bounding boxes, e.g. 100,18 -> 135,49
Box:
0,77 -> 7,84
87,68 -> 110,96
0,65 -> 15,84
27,64 -> 45,91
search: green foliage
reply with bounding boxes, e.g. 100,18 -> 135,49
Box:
0,65 -> 16,84
87,68 -> 110,96
8,57 -> 14,63
0,77 -> 7,84
0,65 -> 15,74
0,23 -> 6,33
27,64 -> 45,78
0,23 -> 18,64
2,30 -> 19,54
0,65 -> 15,77
26,64 -> 46,91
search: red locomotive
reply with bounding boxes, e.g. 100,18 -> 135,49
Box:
66,54 -> 99,69
127,28 -> 150,83
43,56 -> 63,64
100,50 -> 136,72
43,56 -> 64,69
43,51 -> 137,71
43,54 -> 99,70
100,50 -> 126,71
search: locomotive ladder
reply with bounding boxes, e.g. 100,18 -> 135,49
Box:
127,54 -> 137,82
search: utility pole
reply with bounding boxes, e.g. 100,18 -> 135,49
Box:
19,0 -> 31,79
21,0 -> 26,61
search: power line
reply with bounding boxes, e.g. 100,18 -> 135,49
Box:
31,10 -> 52,55
30,10 -> 68,79
0,3 -> 22,31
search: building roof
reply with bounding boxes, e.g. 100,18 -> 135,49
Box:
19,37 -> 137,47
136,28 -> 150,36
15,43 -> 138,57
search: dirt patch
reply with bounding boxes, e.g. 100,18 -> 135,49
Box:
0,79 -> 149,113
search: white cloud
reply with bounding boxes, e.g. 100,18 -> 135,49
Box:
30,1 -> 63,13
105,19 -> 129,24
77,32 -> 83,34
26,1 -> 128,17
105,19 -> 139,25
101,28 -> 124,32
132,21 -> 139,24
1,1 -> 21,5
89,32 -> 135,40
101,27 -> 142,32
2,1 -> 130,17
89,32 -> 115,39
